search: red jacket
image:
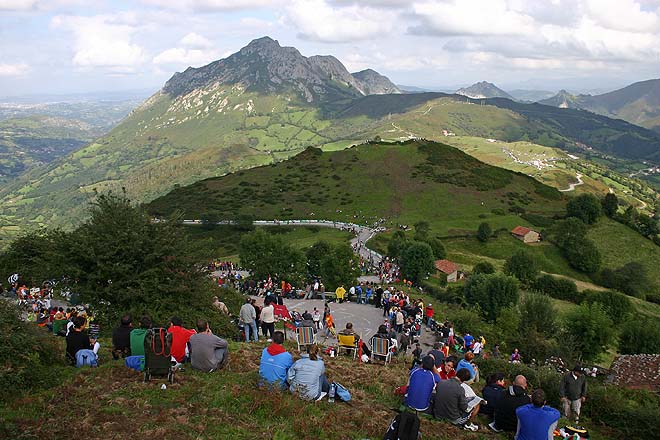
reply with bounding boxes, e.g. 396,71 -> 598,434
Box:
168,325 -> 196,362
425,306 -> 434,318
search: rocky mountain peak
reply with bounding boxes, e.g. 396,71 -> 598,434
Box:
456,81 -> 513,100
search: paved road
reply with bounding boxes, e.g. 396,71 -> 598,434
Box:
559,173 -> 584,192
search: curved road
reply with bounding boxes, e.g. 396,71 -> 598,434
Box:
559,173 -> 583,192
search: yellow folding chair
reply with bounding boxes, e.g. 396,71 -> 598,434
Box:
337,334 -> 357,359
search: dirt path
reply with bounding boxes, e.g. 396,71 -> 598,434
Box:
559,173 -> 583,192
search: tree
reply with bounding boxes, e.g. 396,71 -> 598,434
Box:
564,302 -> 614,362
519,292 -> 557,337
473,261 -> 496,275
548,217 -> 588,249
562,236 -> 601,273
239,229 -> 306,283
477,222 -> 492,242
464,273 -> 519,323
584,290 -> 633,322
413,221 -> 430,241
566,194 -> 602,225
602,193 -> 618,217
387,233 -> 409,259
599,262 -> 650,298
504,251 -> 539,284
399,241 -> 435,283
425,237 -> 446,260
619,318 -> 660,355
306,241 -> 359,290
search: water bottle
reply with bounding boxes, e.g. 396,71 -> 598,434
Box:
328,383 -> 336,403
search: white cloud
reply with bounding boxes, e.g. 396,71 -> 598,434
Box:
180,32 -> 213,49
585,0 -> 659,33
0,62 -> 30,76
285,0 -> 398,42
141,0 -> 279,11
52,14 -> 146,70
0,0 -> 38,10
153,33 -> 220,67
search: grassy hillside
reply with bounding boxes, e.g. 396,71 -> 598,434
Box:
147,140 -> 566,236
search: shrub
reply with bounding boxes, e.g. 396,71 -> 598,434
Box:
464,273 -> 519,323
566,193 -> 602,224
619,318 -> 660,355
0,302 -> 64,391
473,261 -> 496,275
504,251 -> 539,285
531,275 -> 582,303
519,292 -> 557,337
477,222 -> 492,242
584,289 -> 633,322
564,302 -> 614,362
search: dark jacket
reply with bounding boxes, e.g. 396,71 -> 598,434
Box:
559,372 -> 587,401
112,324 -> 132,351
494,385 -> 531,431
433,377 -> 468,421
480,383 -> 505,416
66,330 -> 92,364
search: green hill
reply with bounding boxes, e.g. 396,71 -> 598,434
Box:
3,38 -> 660,241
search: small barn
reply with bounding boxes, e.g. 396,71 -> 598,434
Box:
511,226 -> 540,243
435,259 -> 460,283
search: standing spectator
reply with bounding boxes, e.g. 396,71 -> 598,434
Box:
312,307 -> 321,330
212,296 -> 229,314
260,300 -> 276,340
112,314 -> 133,359
239,298 -> 258,342
168,316 -> 196,365
259,331 -> 293,389
559,365 -> 587,424
463,332 -> 474,351
515,389 -> 560,440
189,319 -> 229,372
492,343 -> 501,359
425,303 -> 434,326
491,375 -> 531,433
395,308 -> 405,333
287,344 -> 330,400
404,355 -> 440,412
472,338 -> 483,356
335,285 -> 346,303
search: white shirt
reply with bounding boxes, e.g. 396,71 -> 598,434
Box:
261,304 -> 275,324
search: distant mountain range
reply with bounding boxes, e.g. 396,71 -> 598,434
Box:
2,36 -> 660,239
539,79 -> 660,133
456,81 -> 514,100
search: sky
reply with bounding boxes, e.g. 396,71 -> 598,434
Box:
2,0 -> 660,97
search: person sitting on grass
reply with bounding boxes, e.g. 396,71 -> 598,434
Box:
287,344 -> 330,401
439,356 -> 458,380
66,316 -> 100,366
259,330 -> 293,389
457,352 -> 480,384
480,372 -> 506,419
112,314 -> 133,360
515,389 -> 560,440
433,367 -> 480,431
168,316 -> 196,366
130,315 -> 151,357
404,355 -> 440,412
189,319 -> 229,373
490,375 -> 531,433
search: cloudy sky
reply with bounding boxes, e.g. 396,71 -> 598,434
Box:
2,0 -> 660,96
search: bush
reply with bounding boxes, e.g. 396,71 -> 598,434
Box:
562,236 -> 601,274
0,301 -> 65,391
531,275 -> 581,303
564,302 -> 614,362
464,273 -> 519,323
473,261 -> 496,275
566,193 -> 602,224
504,251 -> 539,285
584,289 -> 633,322
619,318 -> 660,354
519,292 -> 557,337
477,222 -> 492,242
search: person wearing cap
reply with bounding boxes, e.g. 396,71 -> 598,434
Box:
425,303 -> 434,326
559,365 -> 587,423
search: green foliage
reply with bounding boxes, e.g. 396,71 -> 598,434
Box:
472,261 -> 496,275
618,318 -> 660,354
239,229 -> 306,283
531,275 -> 581,303
547,217 -> 588,248
399,241 -> 435,283
602,192 -> 618,217
599,261 -> 651,298
504,251 -> 539,284
477,222 -> 492,242
562,236 -> 602,274
566,193 -> 602,224
519,292 -> 557,337
464,273 -> 519,323
0,301 -> 66,391
424,237 -> 446,260
413,221 -> 430,241
305,241 -> 359,290
564,302 -> 614,362
584,289 -> 633,322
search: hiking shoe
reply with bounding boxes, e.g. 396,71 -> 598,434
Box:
488,422 -> 502,433
463,423 -> 479,431
316,391 -> 327,401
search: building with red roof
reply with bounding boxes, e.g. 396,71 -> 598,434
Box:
435,259 -> 460,282
511,226 -> 540,243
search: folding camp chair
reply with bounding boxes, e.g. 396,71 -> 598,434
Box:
370,336 -> 393,365
295,326 -> 316,352
337,334 -> 357,359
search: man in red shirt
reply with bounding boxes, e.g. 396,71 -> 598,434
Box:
425,303 -> 434,326
168,316 -> 196,365
439,356 -> 458,380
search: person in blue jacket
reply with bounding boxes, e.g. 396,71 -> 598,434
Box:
287,344 -> 330,400
515,389 -> 560,440
259,331 -> 293,389
457,352 -> 480,384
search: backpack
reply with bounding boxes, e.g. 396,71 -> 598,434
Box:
333,382 -> 351,402
125,355 -> 145,372
75,349 -> 98,368
383,411 -> 420,440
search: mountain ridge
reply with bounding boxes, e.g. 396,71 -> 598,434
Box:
456,81 -> 514,100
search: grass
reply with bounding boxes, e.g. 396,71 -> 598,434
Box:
587,217 -> 660,296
